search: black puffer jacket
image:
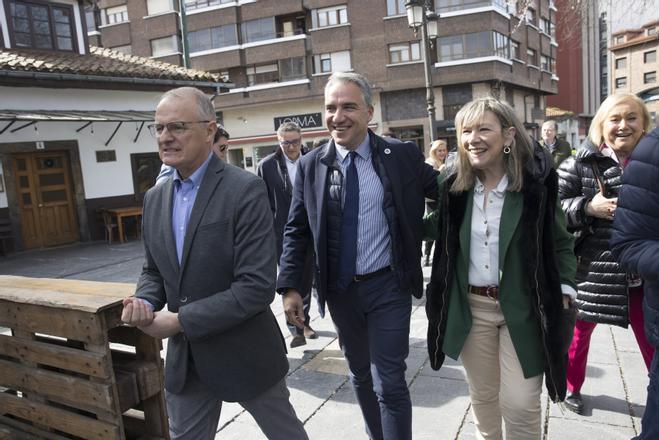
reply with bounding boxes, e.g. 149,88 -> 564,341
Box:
557,140 -> 628,327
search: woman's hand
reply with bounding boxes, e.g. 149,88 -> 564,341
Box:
585,192 -> 617,220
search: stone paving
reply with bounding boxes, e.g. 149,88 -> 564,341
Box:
0,241 -> 649,439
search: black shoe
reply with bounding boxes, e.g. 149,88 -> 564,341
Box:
303,325 -> 318,339
289,335 -> 306,348
564,391 -> 584,414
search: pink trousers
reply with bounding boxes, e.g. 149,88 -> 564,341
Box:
567,286 -> 655,393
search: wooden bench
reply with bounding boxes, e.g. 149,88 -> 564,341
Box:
0,276 -> 169,439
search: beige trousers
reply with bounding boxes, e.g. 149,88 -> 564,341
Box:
459,294 -> 543,440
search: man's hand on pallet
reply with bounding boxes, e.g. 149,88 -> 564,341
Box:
122,297 -> 182,339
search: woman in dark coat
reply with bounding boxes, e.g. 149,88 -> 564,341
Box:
557,92 -> 654,414
425,97 -> 576,439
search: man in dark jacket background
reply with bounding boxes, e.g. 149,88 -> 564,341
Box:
541,120 -> 572,168
611,126 -> 659,440
257,121 -> 316,348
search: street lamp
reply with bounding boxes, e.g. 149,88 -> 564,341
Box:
405,0 -> 439,144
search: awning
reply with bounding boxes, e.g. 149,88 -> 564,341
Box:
0,110 -> 158,145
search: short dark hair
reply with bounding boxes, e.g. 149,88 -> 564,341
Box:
213,125 -> 230,143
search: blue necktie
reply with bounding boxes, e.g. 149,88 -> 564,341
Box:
337,151 -> 359,292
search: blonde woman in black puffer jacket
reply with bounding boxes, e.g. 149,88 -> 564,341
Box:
557,92 -> 654,415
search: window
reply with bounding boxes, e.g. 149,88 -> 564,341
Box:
151,35 -> 178,57
438,31 -> 508,62
386,0 -> 405,16
241,17 -> 275,43
103,5 -> 128,25
443,84 -> 472,121
615,77 -> 627,88
246,63 -> 278,85
615,35 -> 625,44
315,5 -> 347,27
615,57 -> 626,69
540,17 -> 551,35
648,27 -> 657,36
279,57 -> 306,81
388,41 -> 421,64
313,50 -> 351,74
645,51 -> 657,63
436,0 -> 507,13
278,15 -> 305,37
188,24 -> 237,52
527,48 -> 537,66
147,0 -> 173,16
511,40 -> 521,59
131,153 -> 162,200
9,1 -> 75,51
85,9 -> 98,33
541,55 -> 550,71
645,71 -> 657,84
184,0 -> 233,11
111,44 -> 132,54
525,7 -> 536,25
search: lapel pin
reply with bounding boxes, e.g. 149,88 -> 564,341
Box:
384,148 -> 391,155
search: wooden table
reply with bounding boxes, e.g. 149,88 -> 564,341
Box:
0,275 -> 169,439
107,206 -> 143,244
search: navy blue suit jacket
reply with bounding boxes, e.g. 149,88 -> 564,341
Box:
277,131 -> 438,315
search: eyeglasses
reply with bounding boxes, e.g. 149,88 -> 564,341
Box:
147,120 -> 211,137
218,144 -> 229,152
279,139 -> 301,147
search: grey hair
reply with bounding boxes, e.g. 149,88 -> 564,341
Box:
542,120 -> 559,131
325,72 -> 373,108
158,87 -> 216,121
276,121 -> 302,137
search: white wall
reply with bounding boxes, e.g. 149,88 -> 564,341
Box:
1,87 -> 162,200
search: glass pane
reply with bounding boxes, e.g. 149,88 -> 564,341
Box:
12,3 -> 28,18
31,5 -> 48,20
35,34 -> 53,49
59,36 -> 73,50
40,173 -> 65,186
22,193 -> 32,205
15,32 -> 31,46
41,189 -> 67,203
34,20 -> 50,34
19,175 -> 29,188
13,17 -> 29,32
53,8 -> 71,22
56,23 -> 71,36
16,159 -> 27,171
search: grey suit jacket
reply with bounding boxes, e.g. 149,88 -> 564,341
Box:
135,155 -> 288,402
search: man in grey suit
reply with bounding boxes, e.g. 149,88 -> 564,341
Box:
121,87 -> 307,440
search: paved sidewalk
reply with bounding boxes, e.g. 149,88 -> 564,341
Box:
0,241 -> 649,439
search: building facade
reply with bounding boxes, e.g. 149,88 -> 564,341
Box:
88,0 -> 559,170
610,20 -> 659,125
1,0 -> 226,250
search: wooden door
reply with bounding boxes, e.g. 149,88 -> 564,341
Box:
13,152 -> 79,249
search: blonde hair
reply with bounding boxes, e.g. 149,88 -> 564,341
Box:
589,93 -> 651,146
451,97 -> 534,193
428,139 -> 448,167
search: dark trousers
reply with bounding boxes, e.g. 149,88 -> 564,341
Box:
326,272 -> 412,440
285,249 -> 315,336
634,351 -> 659,440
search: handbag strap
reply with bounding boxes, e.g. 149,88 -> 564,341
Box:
590,163 -> 606,195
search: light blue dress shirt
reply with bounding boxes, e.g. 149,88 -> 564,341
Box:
172,153 -> 212,264
335,134 -> 392,274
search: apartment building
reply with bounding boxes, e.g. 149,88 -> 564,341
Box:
610,20 -> 659,124
88,0 -> 558,171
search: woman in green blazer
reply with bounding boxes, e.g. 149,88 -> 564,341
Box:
425,98 -> 577,439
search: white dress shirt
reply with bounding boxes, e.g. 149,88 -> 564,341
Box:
284,154 -> 299,186
468,175 -> 507,287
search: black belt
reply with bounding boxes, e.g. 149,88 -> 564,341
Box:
469,285 -> 499,300
354,266 -> 391,282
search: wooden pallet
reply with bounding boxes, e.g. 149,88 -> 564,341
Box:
0,276 -> 168,440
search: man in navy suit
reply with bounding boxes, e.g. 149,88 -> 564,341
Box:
277,72 -> 437,440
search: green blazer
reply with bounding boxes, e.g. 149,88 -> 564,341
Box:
426,180 -> 576,378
